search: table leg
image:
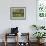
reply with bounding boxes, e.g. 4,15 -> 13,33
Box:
4,34 -> 7,46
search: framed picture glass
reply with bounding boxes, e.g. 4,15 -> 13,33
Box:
36,0 -> 46,26
10,7 -> 26,20
37,0 -> 46,19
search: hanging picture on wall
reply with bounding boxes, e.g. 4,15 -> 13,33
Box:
37,0 -> 46,18
36,0 -> 46,26
10,7 -> 26,20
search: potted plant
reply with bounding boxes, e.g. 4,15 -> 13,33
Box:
33,32 -> 46,43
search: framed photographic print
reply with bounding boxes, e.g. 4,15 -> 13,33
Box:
36,0 -> 46,26
10,7 -> 26,20
37,0 -> 46,19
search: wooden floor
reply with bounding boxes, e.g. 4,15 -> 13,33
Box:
0,42 -> 46,46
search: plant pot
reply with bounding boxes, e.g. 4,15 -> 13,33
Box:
37,39 -> 45,44
37,39 -> 40,43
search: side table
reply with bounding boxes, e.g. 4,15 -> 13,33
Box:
4,33 -> 18,46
